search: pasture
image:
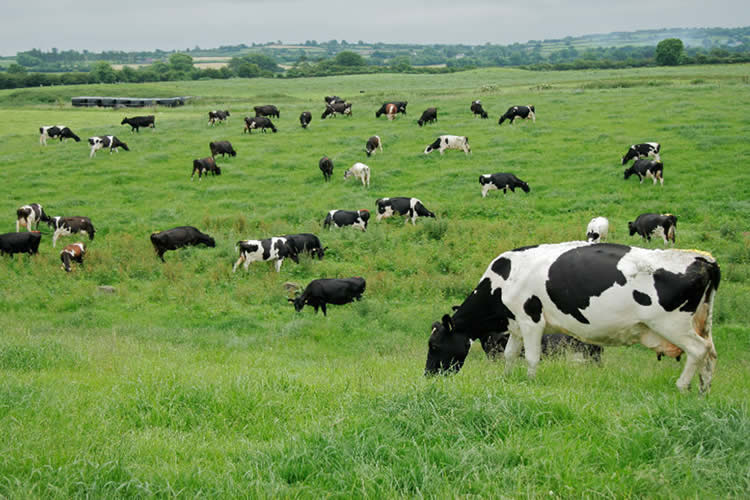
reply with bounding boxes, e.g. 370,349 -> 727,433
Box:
1,65 -> 749,497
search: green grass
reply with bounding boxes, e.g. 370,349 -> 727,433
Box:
1,64 -> 749,498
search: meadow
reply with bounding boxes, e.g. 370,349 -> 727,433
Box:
1,64 -> 749,498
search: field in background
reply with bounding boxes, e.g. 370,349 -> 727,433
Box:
0,65 -> 749,497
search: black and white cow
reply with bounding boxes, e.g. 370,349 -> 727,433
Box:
243,116 -> 277,133
498,105 -> 535,125
424,135 -> 471,155
283,233 -> 327,260
208,110 -> 230,126
88,136 -> 129,158
289,277 -> 366,316
209,141 -> 236,158
323,209 -> 370,231
621,142 -> 660,165
39,126 -> 81,145
300,111 -> 312,129
628,213 -> 677,245
470,100 -> 488,119
60,242 -> 85,272
47,216 -> 96,247
324,95 -> 344,104
0,231 -> 42,256
479,173 -> 530,198
121,115 -> 155,132
586,216 -> 609,243
191,157 -> 221,180
376,197 -> 435,225
254,105 -> 280,118
150,226 -> 216,262
425,241 -> 721,394
321,101 -> 352,119
365,135 -> 382,157
624,159 -> 664,186
319,156 -> 334,182
233,237 -> 299,273
375,101 -> 407,117
16,203 -> 49,232
344,162 -> 371,187
417,107 -> 437,127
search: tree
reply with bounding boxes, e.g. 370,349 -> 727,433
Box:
7,64 -> 27,74
90,61 -> 116,83
655,38 -> 684,66
169,53 -> 194,72
334,51 -> 365,67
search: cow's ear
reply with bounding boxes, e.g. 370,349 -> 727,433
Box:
442,314 -> 454,332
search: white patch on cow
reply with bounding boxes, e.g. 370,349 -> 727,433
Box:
377,206 -> 395,222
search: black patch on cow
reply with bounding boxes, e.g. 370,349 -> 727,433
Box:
491,257 -> 512,280
261,239 -> 273,260
545,243 -> 630,324
632,290 -> 652,306
653,257 -> 720,313
452,277 -> 516,340
523,295 -> 543,323
511,245 -> 539,252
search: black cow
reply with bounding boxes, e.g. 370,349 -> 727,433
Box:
121,115 -> 155,132
0,231 -> 42,256
39,126 -> 81,145
243,116 -> 277,133
375,197 -> 435,225
191,157 -> 221,180
284,233 -> 327,260
254,105 -> 280,118
289,277 -> 366,316
498,105 -> 536,125
60,242 -> 86,272
628,213 -> 677,245
88,136 -> 129,158
323,209 -> 370,231
300,111 -> 312,129
319,156 -> 334,182
624,159 -> 664,186
622,142 -> 660,165
417,107 -> 438,127
208,110 -> 230,126
375,101 -> 407,117
47,216 -> 95,247
150,226 -> 216,262
16,203 -> 49,232
365,135 -> 382,157
209,141 -> 236,158
470,100 -> 488,119
321,101 -> 352,119
479,173 -> 531,198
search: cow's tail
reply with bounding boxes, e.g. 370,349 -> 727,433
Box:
697,258 -> 721,393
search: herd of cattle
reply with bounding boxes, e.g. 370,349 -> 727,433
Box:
5,94 -> 718,393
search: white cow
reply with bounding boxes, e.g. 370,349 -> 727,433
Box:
424,135 -> 471,155
586,217 -> 609,243
344,162 -> 371,187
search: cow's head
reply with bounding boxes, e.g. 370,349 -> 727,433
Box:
214,166 -> 222,176
621,146 -> 637,165
519,181 -> 531,193
425,314 -> 471,375
120,118 -> 128,125
424,138 -> 441,154
288,295 -> 306,312
313,246 -> 328,260
61,252 -> 72,272
628,221 -> 637,236
358,209 -> 370,223
623,167 -> 634,180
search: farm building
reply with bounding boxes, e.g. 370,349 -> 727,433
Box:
71,96 -> 189,108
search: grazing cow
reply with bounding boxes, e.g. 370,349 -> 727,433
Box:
0,231 -> 42,256
47,216 -> 96,247
498,105 -> 535,125
88,136 -> 129,158
254,105 -> 280,118
233,237 -> 299,273
365,135 -> 382,157
624,159 -> 664,186
283,233 -> 327,260
424,135 -> 471,155
209,141 -> 236,158
16,203 -> 49,232
319,156 -> 334,182
208,110 -> 230,126
243,116 -> 277,133
425,241 -> 721,394
622,142 -> 661,165
191,157 -> 221,180
586,217 -> 609,243
417,107 -> 438,127
479,173 -> 530,198
150,226 -> 215,262
375,101 -> 407,117
384,103 -> 398,121
289,277 -> 366,316
300,111 -> 312,129
376,197 -> 435,225
321,101 -> 352,119
323,209 -> 370,231
344,162 -> 371,187
120,115 -> 155,132
324,96 -> 344,104
470,100 -> 489,119
628,213 -> 677,245
475,330 -> 602,362
60,242 -> 86,272
39,125 -> 81,145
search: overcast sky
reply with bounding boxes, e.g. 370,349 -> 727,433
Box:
2,0 -> 748,56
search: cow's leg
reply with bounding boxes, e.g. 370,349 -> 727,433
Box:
530,112 -> 536,123
16,219 -> 21,232
503,333 -> 523,374
520,322 -> 545,378
274,259 -> 283,272
232,255 -> 244,273
320,303 -> 327,316
52,229 -> 61,247
646,319 -> 712,393
158,250 -> 166,263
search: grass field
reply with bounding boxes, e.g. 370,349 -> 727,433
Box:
1,65 -> 749,498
